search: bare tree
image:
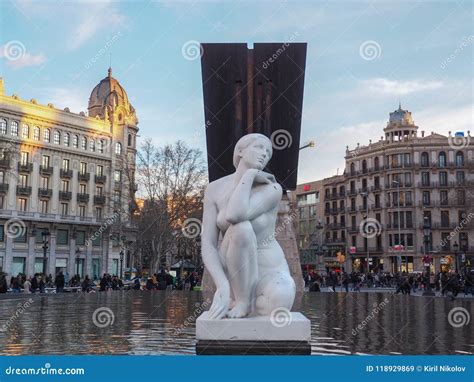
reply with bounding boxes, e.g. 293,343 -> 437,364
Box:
135,139 -> 206,271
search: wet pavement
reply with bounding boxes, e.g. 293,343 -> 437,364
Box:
0,291 -> 472,355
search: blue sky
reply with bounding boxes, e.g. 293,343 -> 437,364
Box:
1,0 -> 472,183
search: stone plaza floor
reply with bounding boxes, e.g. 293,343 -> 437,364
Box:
0,291 -> 472,355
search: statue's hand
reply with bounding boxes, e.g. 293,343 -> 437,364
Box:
254,171 -> 276,185
209,282 -> 230,319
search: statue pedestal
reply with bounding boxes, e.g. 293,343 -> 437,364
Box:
195,311 -> 311,355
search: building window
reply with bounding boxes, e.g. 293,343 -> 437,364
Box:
299,207 -> 306,219
422,191 -> 430,206
374,157 -> 379,170
309,205 -> 316,217
57,229 -> 69,245
438,152 -> 446,168
53,130 -> 60,144
115,142 -> 122,155
64,133 -> 70,146
79,184 -> 86,194
439,171 -> 448,187
72,135 -> 79,148
96,186 -> 103,196
11,121 -> 19,136
61,180 -> 69,192
350,162 -> 355,176
81,137 -> 87,150
455,151 -> 464,167
97,139 -> 104,153
114,170 -> 122,182
0,195 -> 4,209
457,190 -> 465,205
62,159 -> 70,171
44,128 -> 50,142
40,176 -> 49,189
78,205 -> 86,217
92,234 -> 102,247
13,228 -> 27,242
76,231 -> 86,246
20,151 -> 29,165
96,165 -> 103,176
41,155 -> 50,167
0,171 -> 4,183
96,207 -> 102,220
456,171 -> 465,185
33,126 -> 40,140
362,160 -> 367,174
61,203 -> 68,216
114,190 -> 121,203
80,162 -> 87,174
21,124 -> 29,139
440,190 -> 448,205
89,139 -> 95,152
19,174 -> 28,187
40,200 -> 48,214
0,119 -> 6,134
17,198 -> 27,211
420,152 -> 429,167
421,172 -> 430,186
441,211 -> 450,227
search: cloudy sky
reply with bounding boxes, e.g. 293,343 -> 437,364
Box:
1,0 -> 472,183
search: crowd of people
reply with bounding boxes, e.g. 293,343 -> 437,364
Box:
0,269 -> 202,294
303,268 -> 474,298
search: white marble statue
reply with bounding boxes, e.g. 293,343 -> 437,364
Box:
201,133 -> 296,319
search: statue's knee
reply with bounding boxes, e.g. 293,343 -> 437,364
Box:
229,221 -> 254,244
254,274 -> 295,316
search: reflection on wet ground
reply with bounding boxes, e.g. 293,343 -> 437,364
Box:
0,291 -> 472,355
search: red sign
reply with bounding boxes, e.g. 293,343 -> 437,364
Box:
393,245 -> 405,251
303,184 -> 311,191
349,246 -> 356,254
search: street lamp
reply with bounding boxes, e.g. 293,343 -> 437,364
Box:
299,140 -> 315,151
453,241 -> 459,273
392,180 -> 403,274
361,191 -> 370,276
41,229 -> 50,276
75,247 -> 81,278
422,216 -> 435,296
119,250 -> 124,279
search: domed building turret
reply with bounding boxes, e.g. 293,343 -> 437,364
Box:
384,103 -> 418,142
88,67 -> 137,126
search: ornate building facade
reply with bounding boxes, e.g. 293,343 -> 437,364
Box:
294,105 -> 474,274
0,69 -> 138,279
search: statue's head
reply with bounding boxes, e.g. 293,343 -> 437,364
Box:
233,133 -> 273,171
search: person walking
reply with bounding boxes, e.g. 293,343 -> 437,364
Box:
23,277 -> 32,293
342,272 -> 349,292
55,272 -> 65,293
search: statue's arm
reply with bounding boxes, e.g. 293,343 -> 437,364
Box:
201,186 -> 228,290
226,170 -> 282,224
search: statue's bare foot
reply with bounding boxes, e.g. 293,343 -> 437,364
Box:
226,301 -> 250,318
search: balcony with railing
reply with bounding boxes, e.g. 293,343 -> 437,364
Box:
0,183 -> 8,193
418,200 -> 440,208
60,169 -> 73,178
38,188 -> 52,198
17,162 -> 33,173
77,193 -> 90,203
0,158 -> 11,168
386,200 -> 414,208
78,172 -> 90,182
39,165 -> 53,175
16,186 -> 32,196
94,195 -> 106,205
417,181 -> 439,188
95,175 -> 107,184
59,191 -> 72,201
